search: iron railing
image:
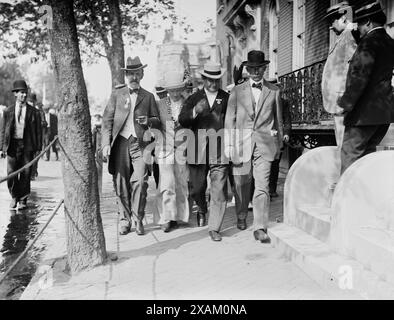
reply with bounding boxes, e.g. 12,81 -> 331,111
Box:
279,59 -> 333,125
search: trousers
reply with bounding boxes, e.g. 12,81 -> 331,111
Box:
233,146 -> 272,230
111,135 -> 148,225
7,139 -> 34,200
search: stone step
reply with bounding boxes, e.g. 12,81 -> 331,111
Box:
348,227 -> 394,287
268,223 -> 394,299
295,205 -> 331,243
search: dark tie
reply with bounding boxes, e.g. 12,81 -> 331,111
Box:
129,88 -> 139,95
17,106 -> 22,122
252,82 -> 263,91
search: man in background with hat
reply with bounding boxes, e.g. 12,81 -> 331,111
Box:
0,80 -> 42,209
337,1 -> 394,174
179,62 -> 229,242
225,50 -> 284,243
155,71 -> 190,233
43,103 -> 59,161
102,56 -> 161,236
322,1 -> 358,149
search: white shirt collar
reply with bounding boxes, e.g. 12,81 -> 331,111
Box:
367,26 -> 385,35
250,79 -> 263,86
204,88 -> 218,96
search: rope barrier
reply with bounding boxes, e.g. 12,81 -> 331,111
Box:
0,136 -> 59,184
0,199 -> 64,285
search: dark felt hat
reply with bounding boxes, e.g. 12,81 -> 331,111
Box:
324,1 -> 351,20
245,50 -> 270,68
11,80 -> 28,92
354,1 -> 385,22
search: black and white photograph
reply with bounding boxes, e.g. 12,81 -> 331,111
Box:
0,0 -> 394,305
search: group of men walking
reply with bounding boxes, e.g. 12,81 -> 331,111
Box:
102,49 -> 287,243
0,79 -> 58,210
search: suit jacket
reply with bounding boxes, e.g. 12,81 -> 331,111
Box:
155,96 -> 187,159
0,103 -> 42,153
178,88 -> 229,164
225,79 -> 284,165
338,28 -> 394,126
102,85 -> 161,174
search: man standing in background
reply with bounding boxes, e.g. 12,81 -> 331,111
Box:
338,2 -> 394,174
322,1 -> 358,148
43,104 -> 59,161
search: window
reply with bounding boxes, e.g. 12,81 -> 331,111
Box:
292,0 -> 305,70
269,0 -> 279,78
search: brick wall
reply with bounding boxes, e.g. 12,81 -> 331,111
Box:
277,0 -> 293,76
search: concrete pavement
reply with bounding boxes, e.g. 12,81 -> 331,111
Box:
4,159 -> 357,300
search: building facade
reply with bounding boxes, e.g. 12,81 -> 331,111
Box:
216,0 -> 394,161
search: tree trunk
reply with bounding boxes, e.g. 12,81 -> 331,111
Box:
49,0 -> 106,273
106,0 -> 124,87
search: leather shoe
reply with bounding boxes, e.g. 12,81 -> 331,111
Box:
170,221 -> 178,229
253,229 -> 271,243
209,230 -> 222,242
197,212 -> 206,227
136,220 -> 145,235
119,225 -> 130,235
237,218 -> 247,230
161,222 -> 171,233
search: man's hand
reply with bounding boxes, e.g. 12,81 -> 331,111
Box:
0,151 -> 6,158
102,145 -> 111,161
283,135 -> 290,143
194,99 -> 209,115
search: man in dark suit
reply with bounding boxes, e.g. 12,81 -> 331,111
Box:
0,80 -> 42,209
338,2 -> 394,174
102,56 -> 161,235
43,104 -> 59,161
179,62 -> 229,242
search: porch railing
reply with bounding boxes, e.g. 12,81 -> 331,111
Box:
279,59 -> 333,125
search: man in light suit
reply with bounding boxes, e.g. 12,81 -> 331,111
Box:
102,56 -> 161,235
225,50 -> 284,243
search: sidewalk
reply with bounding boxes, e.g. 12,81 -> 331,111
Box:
19,161 -> 354,300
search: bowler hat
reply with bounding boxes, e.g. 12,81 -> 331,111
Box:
245,50 -> 270,68
324,1 -> 351,20
354,2 -> 385,22
121,56 -> 147,71
11,80 -> 28,92
199,62 -> 226,79
28,93 -> 37,102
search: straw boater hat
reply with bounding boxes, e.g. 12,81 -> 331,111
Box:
354,1 -> 385,22
121,56 -> 147,71
199,62 -> 226,79
163,71 -> 186,90
244,50 -> 270,67
323,1 -> 351,20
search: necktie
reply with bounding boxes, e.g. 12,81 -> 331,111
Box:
129,88 -> 139,95
17,106 -> 22,122
252,82 -> 263,91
